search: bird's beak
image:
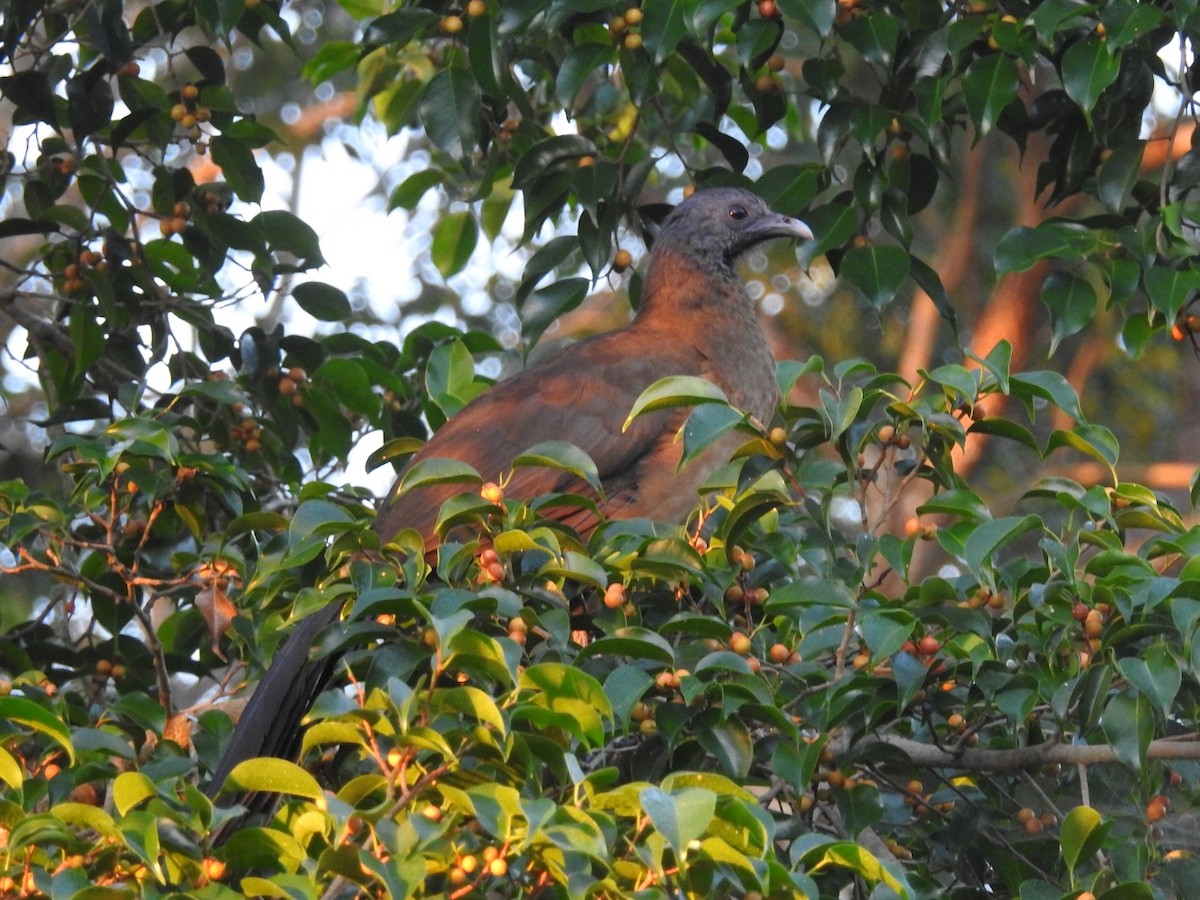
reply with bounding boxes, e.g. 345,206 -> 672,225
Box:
745,211 -> 814,248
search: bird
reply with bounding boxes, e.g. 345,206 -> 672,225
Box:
206,187 -> 812,806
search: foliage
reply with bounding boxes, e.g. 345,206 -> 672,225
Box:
1,0 -> 1200,898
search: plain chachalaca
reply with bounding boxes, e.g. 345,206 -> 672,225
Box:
206,187 -> 811,802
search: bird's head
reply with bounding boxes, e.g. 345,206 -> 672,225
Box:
650,187 -> 813,266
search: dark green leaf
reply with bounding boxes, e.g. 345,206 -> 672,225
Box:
961,54 -> 1019,137
1041,271 -> 1098,354
1101,690 -> 1153,771
431,211 -> 478,277
293,282 -> 352,321
1061,37 -> 1120,116
420,67 -> 482,161
839,244 -> 909,310
211,136 -> 264,203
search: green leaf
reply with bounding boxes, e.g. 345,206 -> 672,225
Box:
576,627 -> 676,665
431,210 -> 478,277
0,697 -> 75,763
802,840 -> 910,894
1101,690 -> 1153,771
908,253 -> 957,329
292,281 -> 352,321
315,358 -> 377,415
1097,142 -> 1145,213
695,714 -> 754,779
112,771 -> 157,815
1117,645 -> 1181,718
420,66 -> 482,161
776,0 -> 835,36
623,375 -> 730,431
756,163 -> 822,215
1047,423 -> 1119,472
860,608 -> 914,660
640,786 -> 716,853
211,136 -> 264,203
426,338 -> 484,417
839,14 -> 899,67
604,664 -> 655,726
0,747 -> 22,791
521,277 -> 589,351
220,758 -> 325,798
995,221 -> 1101,272
681,403 -> 746,465
1060,805 -> 1107,874
556,42 -> 615,109
257,210 -> 325,268
641,0 -> 688,64
517,663 -> 611,748
388,169 -> 444,211
513,440 -> 604,496
398,456 -> 482,493
963,515 -> 1043,573
1011,370 -> 1084,422
1041,271 -> 1098,354
1099,1 -> 1163,49
1061,37 -> 1120,116
1144,266 -> 1200,321
839,244 -> 909,310
961,53 -> 1019,137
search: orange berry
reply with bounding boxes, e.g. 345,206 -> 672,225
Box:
182,84 -> 200,100
480,481 -> 504,504
613,248 -> 633,272
467,0 -> 487,15
488,857 -> 508,877
758,0 -> 779,17
729,632 -> 752,655
604,583 -> 627,609
202,857 -> 226,881
768,643 -> 790,664
624,7 -> 643,24
623,32 -> 642,50
440,14 -> 464,33
917,635 -> 940,656
170,103 -> 188,121
578,155 -> 596,168
767,53 -> 785,72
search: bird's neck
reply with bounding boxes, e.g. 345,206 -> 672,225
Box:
636,248 -> 745,323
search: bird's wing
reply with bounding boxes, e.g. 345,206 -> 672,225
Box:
375,330 -> 702,545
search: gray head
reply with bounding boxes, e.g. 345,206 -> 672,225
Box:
650,187 -> 813,266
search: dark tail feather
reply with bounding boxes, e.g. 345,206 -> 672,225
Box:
206,603 -> 345,813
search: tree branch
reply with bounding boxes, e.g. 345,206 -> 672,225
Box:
852,733 -> 1200,773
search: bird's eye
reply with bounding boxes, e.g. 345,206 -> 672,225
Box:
728,204 -> 748,220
